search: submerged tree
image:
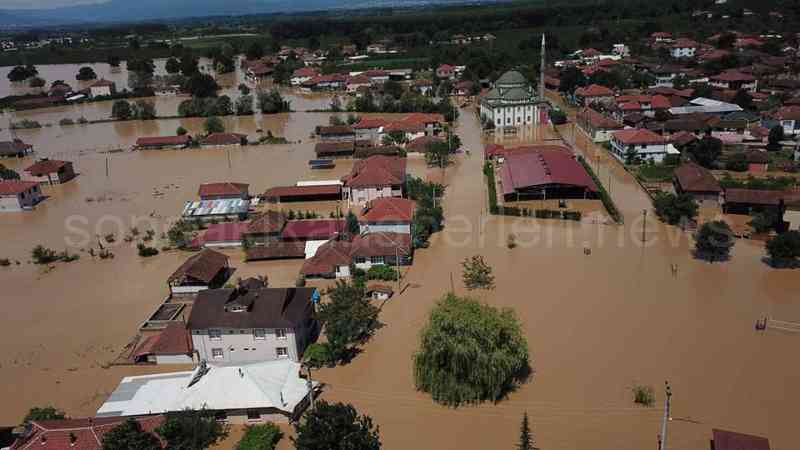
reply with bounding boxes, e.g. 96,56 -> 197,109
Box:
102,419 -> 161,450
765,230 -> 800,267
694,220 -> 735,262
461,255 -> 495,290
518,412 -> 536,450
413,294 -> 529,406
317,280 -> 383,363
155,409 -> 227,449
23,406 -> 66,423
292,401 -> 380,450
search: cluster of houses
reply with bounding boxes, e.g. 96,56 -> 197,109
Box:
313,113 -> 445,158
0,156 -> 77,212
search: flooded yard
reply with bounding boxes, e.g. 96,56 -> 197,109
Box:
0,74 -> 798,450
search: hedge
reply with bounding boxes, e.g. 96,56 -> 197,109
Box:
576,155 -> 623,223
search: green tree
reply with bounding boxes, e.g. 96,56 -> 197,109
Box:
732,89 -> 753,110
7,65 -> 37,82
235,423 -> 283,450
518,412 -> 536,450
653,192 -> 698,225
236,95 -> 254,115
258,90 -> 291,114
767,125 -> 784,151
425,140 -> 451,168
686,136 -> 722,168
345,210 -> 359,235
102,418 -> 161,450
165,57 -> 181,74
238,83 -> 251,96
184,73 -> 220,98
204,116 -> 225,134
558,66 -> 586,94
111,100 -> 132,120
176,126 -> 188,136
156,410 -> 227,450
382,130 -> 408,146
107,55 -> 121,67
0,164 -> 20,180
76,66 -> 97,81
765,230 -> 800,267
28,77 -> 45,88
462,255 -> 495,290
413,293 -> 529,406
549,109 -> 567,125
292,401 -> 380,450
245,42 -> 265,60
23,406 -> 66,423
317,280 -> 383,363
303,342 -> 334,369
694,220 -> 735,262
133,100 -> 157,120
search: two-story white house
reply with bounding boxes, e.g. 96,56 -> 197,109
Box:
358,197 -> 416,234
187,281 -> 319,364
669,39 -> 698,58
342,155 -> 406,206
610,128 -> 679,163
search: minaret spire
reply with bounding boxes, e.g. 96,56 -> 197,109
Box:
539,33 -> 546,99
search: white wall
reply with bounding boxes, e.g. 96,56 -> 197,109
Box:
170,285 -> 209,295
359,223 -> 411,234
155,354 -> 195,365
0,195 -> 23,212
193,328 -> 303,363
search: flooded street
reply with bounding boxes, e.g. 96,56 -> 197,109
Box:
0,68 -> 799,450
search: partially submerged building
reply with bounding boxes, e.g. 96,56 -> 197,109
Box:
23,159 -> 76,185
167,249 -> 231,296
342,155 -> 406,206
96,359 -> 316,423
672,162 -> 722,203
187,284 -> 319,363
499,149 -> 598,201
10,416 -> 166,449
0,180 -> 43,212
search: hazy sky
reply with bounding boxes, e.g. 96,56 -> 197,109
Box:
2,0 -> 107,9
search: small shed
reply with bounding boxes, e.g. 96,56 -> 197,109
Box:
167,249 -> 231,296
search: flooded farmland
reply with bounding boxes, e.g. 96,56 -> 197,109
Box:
0,63 -> 799,450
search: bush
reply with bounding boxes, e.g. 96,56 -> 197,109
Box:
577,156 -> 622,223
176,126 -> 188,136
414,294 -> 529,406
24,406 -> 66,422
31,245 -> 59,264
292,401 -> 380,450
462,255 -> 494,290
507,234 -> 517,249
765,230 -> 800,267
59,118 -> 75,126
10,119 -> 42,129
137,243 -> 159,257
236,423 -> 283,450
366,264 -> 399,281
653,192 -> 698,225
632,385 -> 655,406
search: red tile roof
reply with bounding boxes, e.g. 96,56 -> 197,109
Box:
650,95 -> 671,109
674,162 -> 721,193
281,219 -> 346,240
500,150 -> 598,195
352,117 -> 388,130
0,180 -> 39,195
772,105 -> 800,121
578,108 -> 623,130
200,133 -> 247,146
360,197 -> 416,223
711,70 -> 756,82
351,232 -> 412,258
612,128 -> 666,145
135,135 -> 191,147
292,67 -> 318,78
198,182 -> 249,198
301,240 -> 353,275
134,322 -> 192,357
343,155 -> 406,187
168,249 -> 229,284
575,84 -> 613,97
246,210 -> 288,235
89,78 -> 115,88
191,221 -> 251,247
406,135 -> 444,152
13,416 -> 166,450
25,159 -> 70,176
711,429 -> 770,450
724,188 -> 800,206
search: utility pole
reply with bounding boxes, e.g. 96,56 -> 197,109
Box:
642,209 -> 648,243
658,381 -> 672,450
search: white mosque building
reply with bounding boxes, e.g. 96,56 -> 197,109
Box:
479,70 -> 549,128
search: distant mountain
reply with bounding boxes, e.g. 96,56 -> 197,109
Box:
0,0 -> 492,27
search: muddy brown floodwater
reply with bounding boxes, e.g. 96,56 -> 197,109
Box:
0,70 -> 799,450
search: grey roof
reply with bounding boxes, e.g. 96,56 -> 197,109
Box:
187,287 -> 317,330
502,86 -> 533,101
484,87 -> 502,100
496,70 -> 528,87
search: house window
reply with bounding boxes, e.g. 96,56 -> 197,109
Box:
211,348 -> 223,359
209,329 -> 222,340
253,329 -> 266,340
354,256 -> 366,264
276,347 -> 288,358
246,410 -> 260,420
275,328 -> 287,340
370,256 -> 385,265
